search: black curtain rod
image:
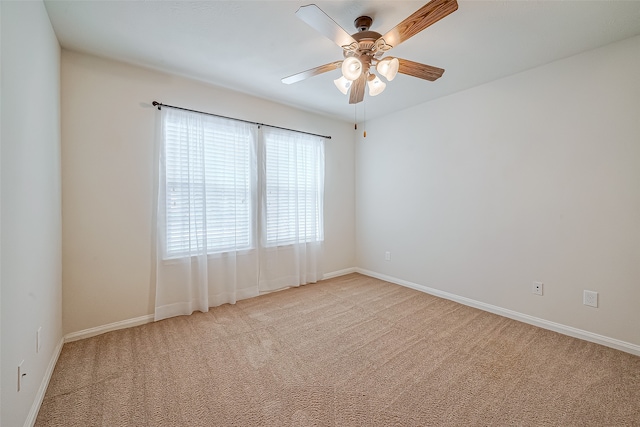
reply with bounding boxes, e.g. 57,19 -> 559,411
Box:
152,101 -> 331,140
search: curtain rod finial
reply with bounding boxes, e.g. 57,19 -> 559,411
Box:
152,101 -> 161,110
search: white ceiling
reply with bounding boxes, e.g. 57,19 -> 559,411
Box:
44,0 -> 640,122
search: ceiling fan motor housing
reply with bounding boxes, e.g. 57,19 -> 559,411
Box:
347,16 -> 384,60
345,31 -> 384,71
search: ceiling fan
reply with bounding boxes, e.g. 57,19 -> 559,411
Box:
282,0 -> 459,104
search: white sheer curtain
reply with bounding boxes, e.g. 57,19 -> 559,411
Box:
258,127 -> 324,292
154,108 -> 260,320
154,107 -> 324,321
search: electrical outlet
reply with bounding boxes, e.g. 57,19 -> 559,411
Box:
584,290 -> 598,308
18,360 -> 24,392
385,251 -> 391,261
37,327 -> 42,353
532,281 -> 543,296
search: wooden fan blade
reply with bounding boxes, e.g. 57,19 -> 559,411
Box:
397,58 -> 445,81
349,73 -> 366,104
379,0 -> 458,49
296,4 -> 357,48
282,61 -> 342,85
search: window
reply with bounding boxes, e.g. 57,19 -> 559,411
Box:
164,111 -> 255,256
162,108 -> 324,258
264,129 -> 324,246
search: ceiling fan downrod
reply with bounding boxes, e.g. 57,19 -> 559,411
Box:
354,16 -> 373,32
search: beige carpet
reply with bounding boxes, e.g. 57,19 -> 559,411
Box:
36,273 -> 640,426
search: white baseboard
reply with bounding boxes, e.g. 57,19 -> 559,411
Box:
356,268 -> 640,357
64,314 -> 155,343
323,267 -> 357,280
63,270 -> 356,343
61,267 -> 638,356
24,336 -> 64,427
62,270 -> 359,343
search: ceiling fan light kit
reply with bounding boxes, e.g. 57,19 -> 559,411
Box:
333,76 -> 352,95
342,56 -> 363,81
367,74 -> 386,97
282,0 -> 458,105
376,57 -> 400,82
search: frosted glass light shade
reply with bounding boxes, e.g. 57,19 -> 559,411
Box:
367,74 -> 386,96
341,57 -> 363,81
376,57 -> 399,81
333,76 -> 352,95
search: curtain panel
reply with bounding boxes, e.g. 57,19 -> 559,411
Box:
154,107 -> 324,321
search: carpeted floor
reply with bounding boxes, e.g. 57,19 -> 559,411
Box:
36,273 -> 640,426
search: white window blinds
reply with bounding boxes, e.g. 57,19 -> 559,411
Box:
263,128 -> 324,246
161,107 -> 324,259
163,109 -> 255,256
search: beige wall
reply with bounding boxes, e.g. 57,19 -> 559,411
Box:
356,35 -> 640,346
1,1 -> 63,425
61,51 -> 356,335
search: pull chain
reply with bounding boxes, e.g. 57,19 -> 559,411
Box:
363,97 -> 367,138
354,102 -> 358,130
